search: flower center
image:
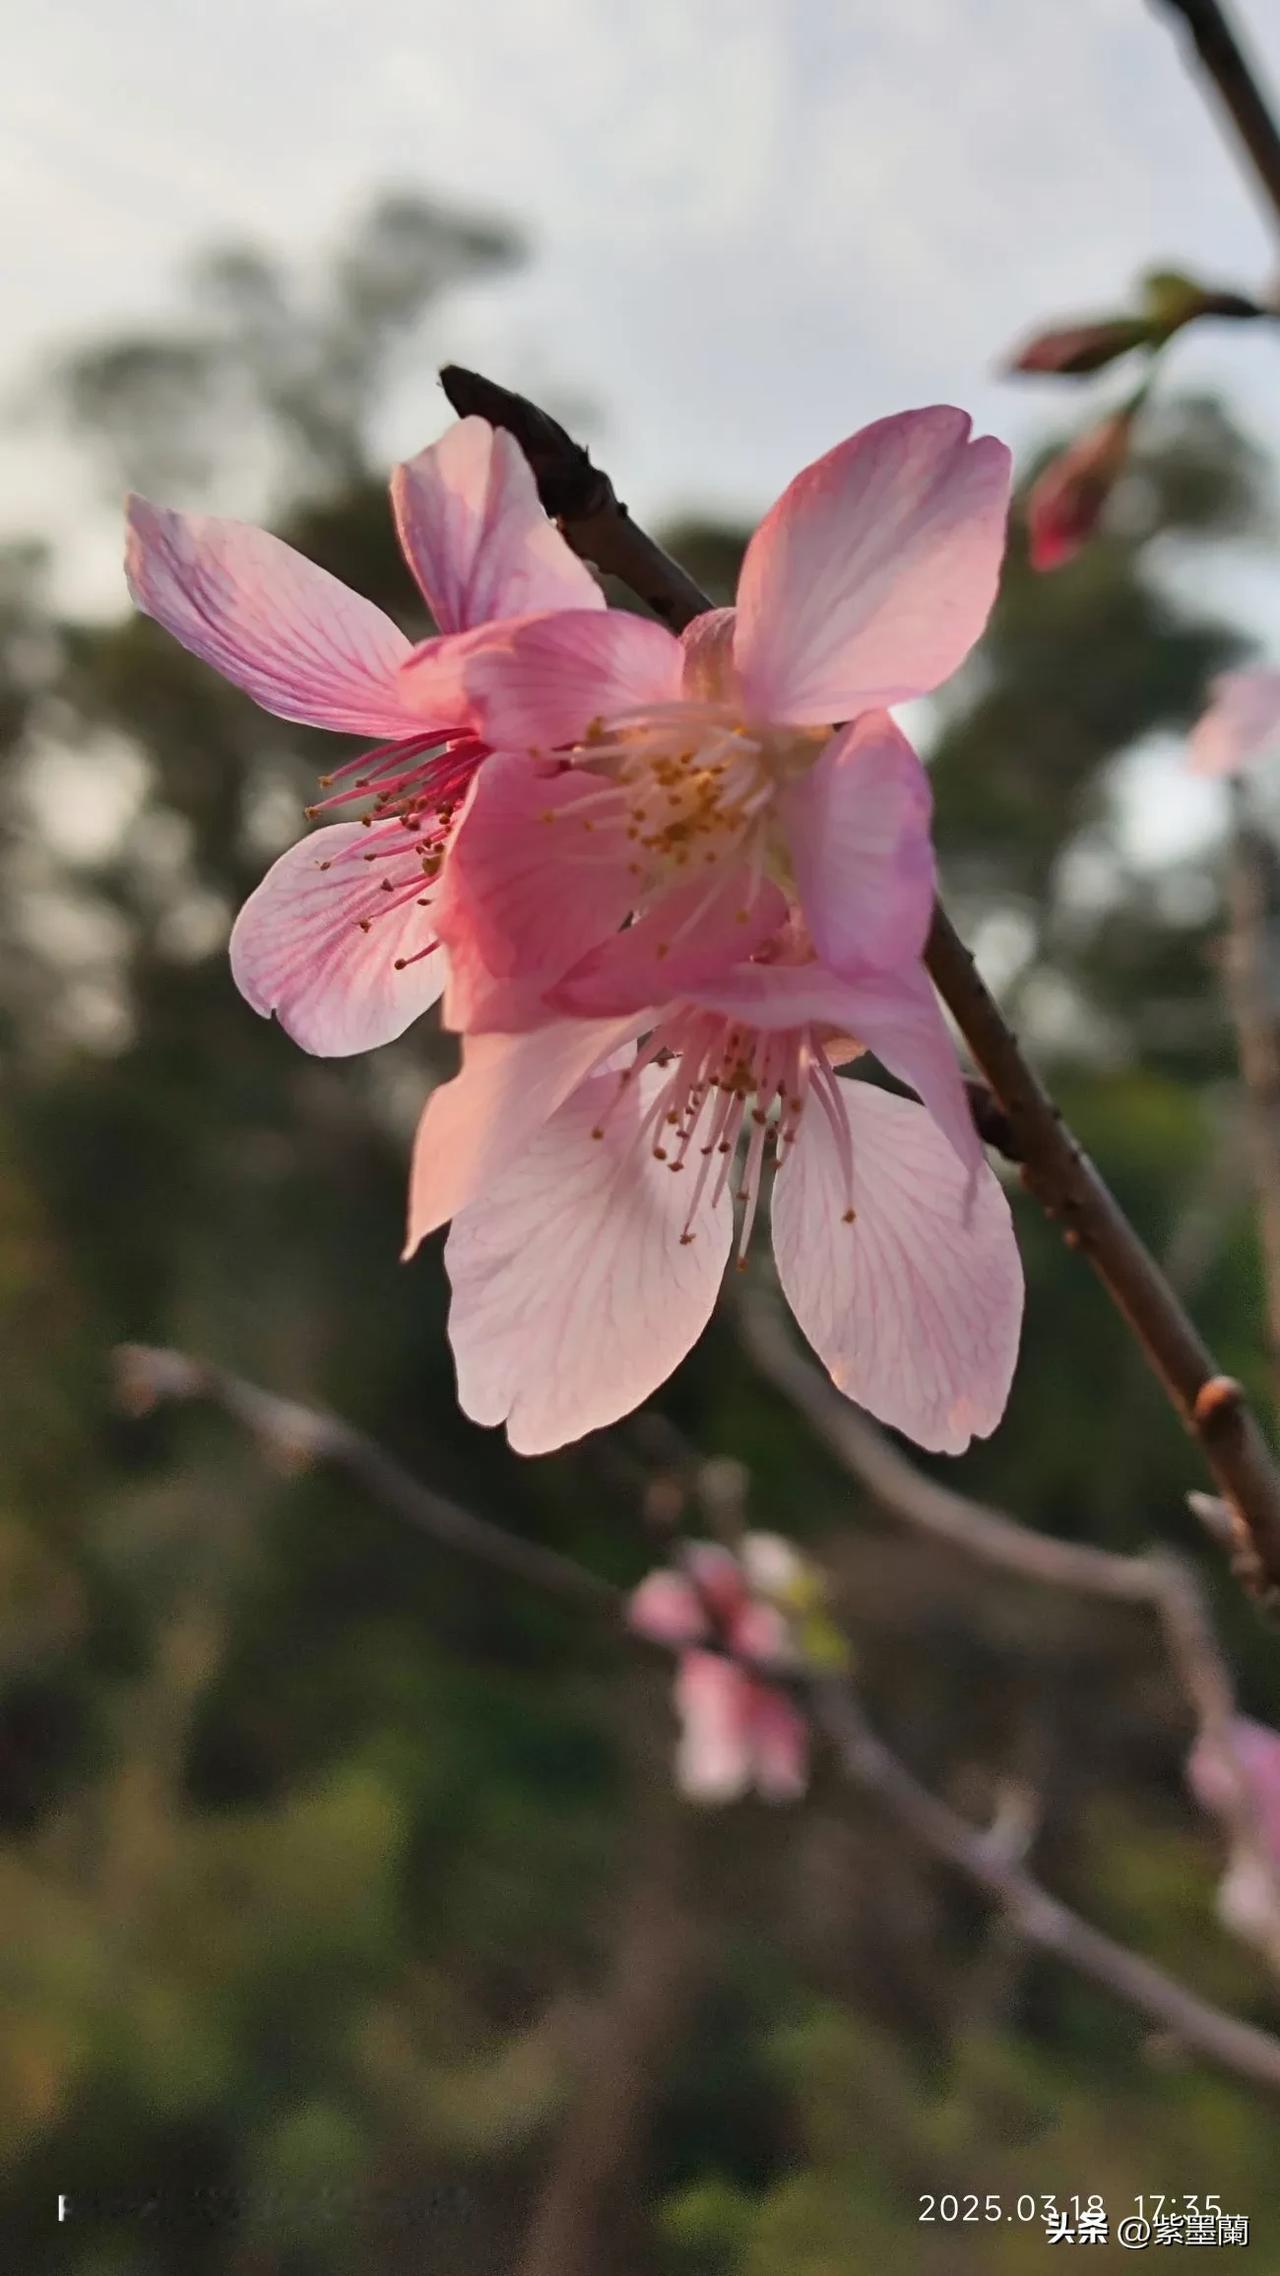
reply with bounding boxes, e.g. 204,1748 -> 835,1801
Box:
594,1006 -> 857,1262
569,701 -> 828,891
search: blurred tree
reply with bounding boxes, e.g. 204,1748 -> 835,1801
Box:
1,192 -> 1279,2275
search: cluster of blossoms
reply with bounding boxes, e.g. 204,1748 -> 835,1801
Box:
627,1534 -> 822,1804
126,405 -> 1024,1457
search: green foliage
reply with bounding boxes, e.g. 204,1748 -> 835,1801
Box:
3,193 -> 1280,2273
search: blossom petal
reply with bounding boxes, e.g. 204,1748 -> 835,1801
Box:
391,418 -> 603,632
444,1060 -> 732,1453
229,823 -> 444,1055
675,1654 -> 756,1803
747,1688 -> 811,1802
404,1014 -> 640,1251
772,1081 -> 1022,1453
782,712 -> 936,972
734,408 -> 1011,723
1189,669 -> 1280,778
628,1572 -> 709,1648
435,753 -> 637,1031
124,497 -> 418,736
551,869 -> 788,1018
453,608 -> 683,751
688,960 -> 980,1177
681,608 -> 738,703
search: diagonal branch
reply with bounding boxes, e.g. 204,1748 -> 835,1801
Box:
1152,0 -> 1280,231
438,361 -> 1280,1602
113,1344 -> 616,1614
737,1286 -> 1280,1977
817,1676 -> 1280,2097
115,1340 -> 1280,2100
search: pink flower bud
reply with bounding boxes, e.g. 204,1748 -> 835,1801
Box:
1026,405 -> 1140,572
1007,317 -> 1150,377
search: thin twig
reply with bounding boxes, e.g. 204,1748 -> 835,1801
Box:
113,1344 -> 616,1614
438,362 -> 1280,1602
1223,782 -> 1280,1406
116,1340 -> 1280,2099
816,1680 -> 1280,2098
1152,0 -> 1280,231
737,1287 -> 1280,1977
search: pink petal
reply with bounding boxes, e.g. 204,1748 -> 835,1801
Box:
733,409 -> 1011,723
681,608 -> 739,703
675,1653 -> 756,1803
394,618 -> 527,731
1189,670 -> 1280,778
443,1060 -> 732,1453
229,823 -> 444,1055
781,712 -> 935,972
628,1571 -> 708,1648
404,1015 -> 640,1252
732,1599 -> 794,1666
434,753 -> 637,1032
747,1687 -> 810,1802
684,1543 -> 752,1630
391,418 -> 604,632
551,869 -> 789,1018
124,497 -> 418,737
771,1080 -> 1022,1454
1189,1719 -> 1280,1866
452,608 -> 684,752
688,960 -> 980,1178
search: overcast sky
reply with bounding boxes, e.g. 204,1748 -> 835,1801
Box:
5,0 -> 1280,699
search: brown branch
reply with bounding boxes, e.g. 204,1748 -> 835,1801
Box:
815,1679 -> 1280,2097
1152,0 -> 1280,234
1223,782 -> 1280,1405
112,1345 -> 617,1616
737,1287 -> 1280,1978
438,361 -> 1280,1601
116,1340 -> 1280,2100
925,904 -> 1280,1600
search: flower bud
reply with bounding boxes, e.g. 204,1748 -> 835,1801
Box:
1026,402 -> 1141,572
1007,317 -> 1151,377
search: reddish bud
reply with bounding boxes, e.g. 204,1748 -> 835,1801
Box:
1026,402 -> 1141,572
1007,317 -> 1151,377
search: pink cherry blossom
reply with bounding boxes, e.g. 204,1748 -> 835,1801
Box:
405,926 -> 1022,1457
124,416 -> 603,1054
1188,669 -> 1280,779
399,408 -> 1010,1033
1187,1717 -> 1280,1954
628,1542 -> 809,1803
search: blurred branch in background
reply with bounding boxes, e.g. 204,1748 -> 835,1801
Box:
1152,0 -> 1280,231
438,361 -> 1280,1608
112,1342 -> 1280,2105
736,1286 -> 1280,1979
